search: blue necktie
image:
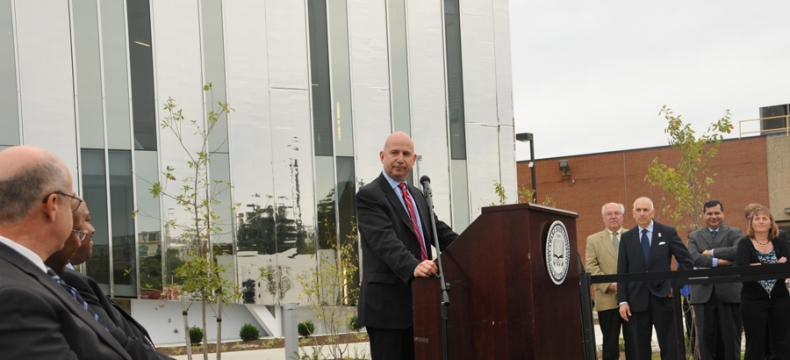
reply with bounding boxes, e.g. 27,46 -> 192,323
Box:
47,268 -> 100,322
711,230 -> 718,239
641,229 -> 650,261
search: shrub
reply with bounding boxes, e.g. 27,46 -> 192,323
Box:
349,315 -> 362,332
298,320 -> 315,337
239,323 -> 260,341
189,326 -> 203,345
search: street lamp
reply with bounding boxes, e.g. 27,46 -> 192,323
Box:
515,132 -> 537,202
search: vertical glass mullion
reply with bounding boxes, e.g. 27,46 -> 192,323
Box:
386,0 -> 410,136
0,0 -> 19,146
444,0 -> 466,160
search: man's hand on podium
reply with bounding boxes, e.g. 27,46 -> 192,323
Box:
619,303 -> 631,321
414,260 -> 438,278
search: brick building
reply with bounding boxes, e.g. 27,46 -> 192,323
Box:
517,135 -> 790,259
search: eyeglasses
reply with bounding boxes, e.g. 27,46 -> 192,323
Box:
71,229 -> 89,241
42,191 -> 83,212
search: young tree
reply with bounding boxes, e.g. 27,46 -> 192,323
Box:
645,105 -> 733,235
149,84 -> 238,360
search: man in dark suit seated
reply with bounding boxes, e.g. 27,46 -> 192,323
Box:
617,196 -> 694,360
45,203 -> 173,360
687,200 -> 742,360
0,146 -> 132,360
356,132 -> 458,360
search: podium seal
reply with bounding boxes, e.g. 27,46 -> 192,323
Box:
545,220 -> 570,285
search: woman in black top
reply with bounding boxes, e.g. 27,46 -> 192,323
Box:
736,206 -> 790,360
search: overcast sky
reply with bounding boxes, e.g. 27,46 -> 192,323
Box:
510,1 -> 790,160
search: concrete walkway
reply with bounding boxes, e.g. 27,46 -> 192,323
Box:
169,323 -> 659,360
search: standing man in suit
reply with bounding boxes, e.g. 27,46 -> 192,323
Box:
0,146 -> 132,360
356,132 -> 458,360
617,196 -> 694,360
687,200 -> 742,360
586,202 -> 636,360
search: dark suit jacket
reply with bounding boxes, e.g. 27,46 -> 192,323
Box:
0,242 -> 132,360
736,236 -> 790,301
687,225 -> 743,304
60,269 -> 174,360
356,173 -> 457,329
616,221 -> 694,312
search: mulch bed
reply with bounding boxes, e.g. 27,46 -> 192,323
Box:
158,333 -> 369,356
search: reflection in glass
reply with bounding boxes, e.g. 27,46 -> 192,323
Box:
0,0 -> 19,146
72,0 -> 104,150
201,0 -> 229,154
327,0 -> 354,157
209,153 -> 233,245
315,156 -> 336,250
444,0 -> 466,160
307,0 -> 333,156
109,151 -> 136,297
451,159 -> 470,231
336,156 -> 359,304
82,149 -> 110,292
134,150 -> 163,299
387,0 -> 411,135
101,0 -> 132,150
127,0 -> 156,150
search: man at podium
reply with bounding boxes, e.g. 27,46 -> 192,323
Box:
355,132 -> 458,360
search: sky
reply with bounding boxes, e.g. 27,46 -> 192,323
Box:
509,1 -> 790,160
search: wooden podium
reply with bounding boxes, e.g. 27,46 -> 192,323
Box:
413,203 -> 583,359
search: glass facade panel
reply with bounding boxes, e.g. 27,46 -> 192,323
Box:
127,0 -> 156,150
315,156 -> 336,250
444,0 -> 466,160
327,0 -> 354,157
336,156 -> 358,303
209,152 -> 233,246
73,0 -> 104,150
0,0 -> 19,146
81,149 -> 110,292
451,159 -> 470,231
101,0 -> 132,150
134,150 -> 164,298
109,150 -> 136,297
201,0 -> 229,154
387,0 -> 410,135
307,0 -> 333,156
270,89 -> 315,305
465,124 -> 499,219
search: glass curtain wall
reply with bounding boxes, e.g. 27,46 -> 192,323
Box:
0,0 -> 19,146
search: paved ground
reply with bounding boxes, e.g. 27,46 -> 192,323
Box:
169,323 -> 661,360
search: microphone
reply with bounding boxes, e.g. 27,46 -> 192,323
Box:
420,175 -> 431,185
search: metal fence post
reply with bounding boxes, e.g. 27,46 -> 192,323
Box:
283,303 -> 298,359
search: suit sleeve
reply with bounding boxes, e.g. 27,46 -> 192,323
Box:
356,186 -> 421,285
710,228 -> 742,260
687,231 -> 711,268
668,229 -> 694,270
0,287 -> 78,360
735,237 -> 751,267
433,217 -> 457,252
585,237 -> 609,294
616,235 -> 629,304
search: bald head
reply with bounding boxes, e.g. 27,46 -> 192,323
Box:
632,197 -> 656,228
380,132 -> 417,182
0,146 -> 70,225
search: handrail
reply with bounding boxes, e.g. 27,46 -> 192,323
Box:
739,114 -> 790,138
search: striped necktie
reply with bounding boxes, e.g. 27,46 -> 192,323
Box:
47,268 -> 100,322
398,183 -> 428,261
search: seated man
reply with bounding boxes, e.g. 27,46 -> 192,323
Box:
45,203 -> 173,360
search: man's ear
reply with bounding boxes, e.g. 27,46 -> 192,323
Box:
41,193 -> 61,222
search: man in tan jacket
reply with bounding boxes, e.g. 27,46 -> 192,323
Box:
586,202 -> 636,360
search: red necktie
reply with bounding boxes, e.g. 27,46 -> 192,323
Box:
398,183 -> 428,261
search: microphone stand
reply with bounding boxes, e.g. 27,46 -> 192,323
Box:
421,176 -> 450,360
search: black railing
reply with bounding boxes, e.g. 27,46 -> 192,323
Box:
579,262 -> 790,360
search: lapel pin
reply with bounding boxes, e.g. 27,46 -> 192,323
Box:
658,233 -> 662,238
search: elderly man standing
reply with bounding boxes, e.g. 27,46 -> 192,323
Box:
618,197 -> 694,360
586,202 -> 636,360
687,200 -> 742,360
0,146 -> 131,360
